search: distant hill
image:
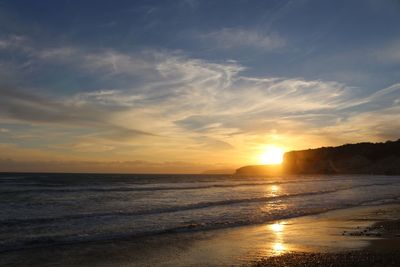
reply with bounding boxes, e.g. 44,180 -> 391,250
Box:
236,139 -> 400,176
235,165 -> 282,176
201,169 -> 236,175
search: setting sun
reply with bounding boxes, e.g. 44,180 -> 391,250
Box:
259,146 -> 285,165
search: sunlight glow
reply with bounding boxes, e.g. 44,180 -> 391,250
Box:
259,146 -> 285,164
271,222 -> 284,233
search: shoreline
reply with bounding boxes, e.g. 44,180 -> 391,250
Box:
253,206 -> 400,266
2,203 -> 400,266
1,199 -> 398,251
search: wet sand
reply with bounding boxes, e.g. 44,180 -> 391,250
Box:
1,203 -> 400,266
254,205 -> 400,266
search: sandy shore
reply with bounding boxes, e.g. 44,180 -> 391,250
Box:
1,203 -> 400,266
253,251 -> 400,267
253,206 -> 400,266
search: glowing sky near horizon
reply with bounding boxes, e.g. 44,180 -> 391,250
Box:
0,0 -> 399,173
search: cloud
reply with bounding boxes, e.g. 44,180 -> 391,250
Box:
0,87 -> 155,139
1,43 -> 399,165
191,136 -> 234,150
36,46 -> 78,60
338,83 -> 400,110
201,28 -> 285,50
0,35 -> 28,50
70,90 -> 144,107
82,50 -> 156,75
316,105 -> 400,142
0,37 -> 158,81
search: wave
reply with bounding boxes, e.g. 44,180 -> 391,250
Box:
2,196 -> 400,253
1,181 -> 399,227
0,176 -> 382,194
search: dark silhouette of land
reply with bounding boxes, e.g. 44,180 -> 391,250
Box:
236,139 -> 400,175
201,169 -> 236,174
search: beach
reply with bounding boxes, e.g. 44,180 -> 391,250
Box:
2,0 -> 400,265
2,203 -> 400,266
1,173 -> 400,266
253,204 -> 400,267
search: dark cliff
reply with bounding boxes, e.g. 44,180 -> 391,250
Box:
236,139 -> 400,176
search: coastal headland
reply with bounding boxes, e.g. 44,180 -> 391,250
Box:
236,139 -> 400,176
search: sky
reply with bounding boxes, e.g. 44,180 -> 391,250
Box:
0,0 -> 399,173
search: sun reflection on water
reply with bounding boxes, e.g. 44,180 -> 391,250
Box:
271,185 -> 279,193
269,222 -> 287,255
266,185 -> 280,197
270,222 -> 284,233
273,242 -> 285,253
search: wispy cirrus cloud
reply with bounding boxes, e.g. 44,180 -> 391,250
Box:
0,35 -> 28,50
200,28 -> 285,50
0,40 -> 399,167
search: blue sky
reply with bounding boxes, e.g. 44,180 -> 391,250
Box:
0,0 -> 399,172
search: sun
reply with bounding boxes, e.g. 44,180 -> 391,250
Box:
259,146 -> 284,165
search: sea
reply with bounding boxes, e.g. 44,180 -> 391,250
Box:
1,173 -> 400,253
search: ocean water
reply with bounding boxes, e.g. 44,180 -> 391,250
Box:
1,173 -> 400,253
